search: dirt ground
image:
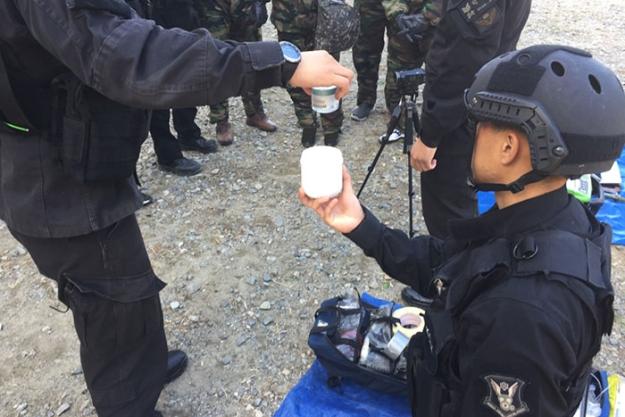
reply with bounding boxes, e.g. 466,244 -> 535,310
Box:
1,1 -> 625,416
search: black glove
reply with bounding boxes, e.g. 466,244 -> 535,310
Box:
395,13 -> 430,45
252,1 -> 269,28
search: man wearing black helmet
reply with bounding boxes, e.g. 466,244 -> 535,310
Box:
300,45 -> 624,417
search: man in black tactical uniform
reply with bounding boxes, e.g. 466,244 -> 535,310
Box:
0,0 -> 353,416
148,0 -> 219,176
406,0 -> 532,240
300,45 -> 625,417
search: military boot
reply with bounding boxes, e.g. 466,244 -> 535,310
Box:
246,112 -> 278,132
324,132 -> 340,146
216,120 -> 234,146
301,126 -> 317,148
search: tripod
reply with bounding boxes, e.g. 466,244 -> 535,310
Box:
357,90 -> 422,238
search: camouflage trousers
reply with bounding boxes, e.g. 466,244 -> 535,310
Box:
352,0 -> 426,112
203,3 -> 265,124
276,31 -> 344,135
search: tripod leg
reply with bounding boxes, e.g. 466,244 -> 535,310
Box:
357,99 -> 404,198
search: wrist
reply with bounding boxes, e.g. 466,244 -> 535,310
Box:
281,61 -> 299,87
279,41 -> 302,87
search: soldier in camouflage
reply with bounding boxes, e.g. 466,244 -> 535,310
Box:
351,0 -> 442,125
271,0 -> 344,147
197,0 -> 277,145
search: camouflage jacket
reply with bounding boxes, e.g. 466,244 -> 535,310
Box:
382,0 -> 444,26
194,0 -> 257,17
270,0 -> 318,33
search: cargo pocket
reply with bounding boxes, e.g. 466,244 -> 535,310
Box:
62,275 -> 165,409
447,0 -> 502,40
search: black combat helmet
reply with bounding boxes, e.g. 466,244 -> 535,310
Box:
315,0 -> 360,54
465,45 -> 625,193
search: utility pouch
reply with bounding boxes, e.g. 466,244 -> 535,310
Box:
51,74 -> 149,183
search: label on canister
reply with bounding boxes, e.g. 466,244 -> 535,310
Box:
312,86 -> 339,114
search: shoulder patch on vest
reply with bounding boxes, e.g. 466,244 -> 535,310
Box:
483,375 -> 530,417
66,0 -> 133,19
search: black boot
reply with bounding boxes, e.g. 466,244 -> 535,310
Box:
179,135 -> 219,153
165,350 -> 188,384
158,157 -> 202,177
324,132 -> 340,146
301,126 -> 317,148
400,287 -> 433,309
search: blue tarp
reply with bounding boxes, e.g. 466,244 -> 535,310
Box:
478,150 -> 625,245
274,293 -> 411,417
273,361 -> 410,417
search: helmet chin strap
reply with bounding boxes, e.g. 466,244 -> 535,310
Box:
468,171 -> 548,193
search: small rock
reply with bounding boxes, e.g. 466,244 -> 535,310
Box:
71,367 -> 83,376
211,168 -> 220,174
186,282 -> 202,296
221,356 -> 233,365
254,398 -> 262,407
262,317 -> 274,326
170,301 -> 181,310
0,323 -> 4,331
56,403 -> 71,416
259,301 -> 271,311
189,315 -> 199,323
246,276 -> 257,286
263,274 -> 272,283
16,403 -> 28,413
236,335 -> 250,346
254,183 -> 263,190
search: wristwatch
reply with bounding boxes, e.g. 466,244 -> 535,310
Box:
280,41 -> 302,86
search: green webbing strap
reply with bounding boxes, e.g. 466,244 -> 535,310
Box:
0,48 -> 35,133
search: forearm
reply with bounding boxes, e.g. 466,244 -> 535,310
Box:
344,207 -> 444,294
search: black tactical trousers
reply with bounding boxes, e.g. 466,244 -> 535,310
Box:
150,108 -> 202,164
420,123 -> 477,239
10,215 -> 167,417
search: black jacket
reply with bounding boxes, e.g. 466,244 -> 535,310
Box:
0,0 -> 290,237
346,188 -> 612,417
420,0 -> 532,147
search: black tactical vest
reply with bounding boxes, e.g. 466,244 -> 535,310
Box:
406,226 -> 614,417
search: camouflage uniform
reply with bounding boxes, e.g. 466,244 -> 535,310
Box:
197,0 -> 267,124
271,0 -> 344,135
352,0 -> 442,112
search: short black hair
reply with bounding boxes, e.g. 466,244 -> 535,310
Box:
487,120 -> 527,138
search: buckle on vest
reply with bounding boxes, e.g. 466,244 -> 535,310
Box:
512,236 -> 538,260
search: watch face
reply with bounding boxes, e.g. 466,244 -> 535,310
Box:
281,42 -> 301,63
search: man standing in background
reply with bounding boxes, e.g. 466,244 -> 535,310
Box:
409,0 -> 532,239
150,0 -> 218,176
198,0 -> 278,146
271,0 -> 345,147
351,0 -> 442,135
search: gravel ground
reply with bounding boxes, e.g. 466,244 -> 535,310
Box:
1,1 -> 625,416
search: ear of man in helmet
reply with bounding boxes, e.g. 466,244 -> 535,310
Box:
465,44 -> 625,196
